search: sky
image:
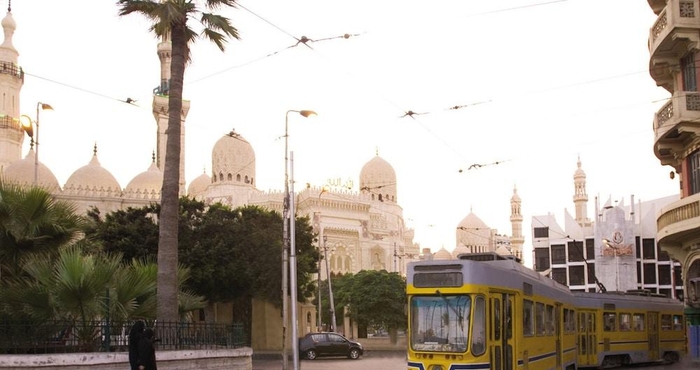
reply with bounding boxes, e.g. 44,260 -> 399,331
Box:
10,0 -> 678,266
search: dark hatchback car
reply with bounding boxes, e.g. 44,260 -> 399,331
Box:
298,332 -> 364,360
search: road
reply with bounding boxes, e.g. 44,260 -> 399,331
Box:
252,353 -> 700,370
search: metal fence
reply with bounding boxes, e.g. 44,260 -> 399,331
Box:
0,320 -> 247,354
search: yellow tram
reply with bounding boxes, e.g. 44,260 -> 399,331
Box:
406,253 -> 685,370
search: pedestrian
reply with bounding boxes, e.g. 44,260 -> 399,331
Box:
128,320 -> 145,370
137,328 -> 157,370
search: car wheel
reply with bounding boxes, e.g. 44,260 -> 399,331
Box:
306,349 -> 317,360
348,348 -> 361,359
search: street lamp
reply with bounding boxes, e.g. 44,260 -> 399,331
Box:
322,235 -> 337,333
282,109 -> 316,370
19,102 -> 53,185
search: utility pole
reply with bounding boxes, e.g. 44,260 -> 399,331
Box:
323,236 -> 336,332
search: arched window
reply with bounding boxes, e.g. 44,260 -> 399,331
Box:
219,173 -> 224,181
245,175 -> 249,184
227,173 -> 232,181
237,174 -> 241,182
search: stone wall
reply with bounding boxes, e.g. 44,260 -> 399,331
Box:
0,348 -> 252,370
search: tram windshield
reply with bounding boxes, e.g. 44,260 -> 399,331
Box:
410,295 -> 470,352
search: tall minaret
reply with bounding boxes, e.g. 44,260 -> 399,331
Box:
573,156 -> 590,226
0,1 -> 24,171
509,185 -> 524,261
152,32 -> 190,195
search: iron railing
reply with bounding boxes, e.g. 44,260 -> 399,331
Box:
0,320 -> 247,354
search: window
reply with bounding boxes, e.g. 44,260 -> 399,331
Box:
644,263 -> 657,284
523,300 -> 534,337
567,241 -> 584,262
603,312 -> 616,331
534,227 -> 549,238
536,302 -> 545,336
545,305 -> 555,335
674,315 -> 684,331
682,52 -> 697,91
472,297 -> 486,356
585,239 -> 594,260
633,313 -> 645,331
661,314 -> 672,331
689,150 -> 700,196
658,246 -> 670,261
569,265 -> 585,286
552,268 -> 567,286
551,244 -> 566,264
236,174 -> 241,181
619,313 -> 631,331
227,173 -> 232,181
659,265 -> 672,285
643,238 -> 655,259
534,248 -> 550,272
586,263 -> 596,286
635,236 -> 641,258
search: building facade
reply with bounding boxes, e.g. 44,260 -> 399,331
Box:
648,0 -> 700,319
531,159 -> 682,298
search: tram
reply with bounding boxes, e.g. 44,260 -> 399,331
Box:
406,252 -> 686,370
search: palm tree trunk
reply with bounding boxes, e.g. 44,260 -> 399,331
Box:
157,19 -> 187,323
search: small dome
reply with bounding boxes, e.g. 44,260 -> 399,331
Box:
64,150 -> 121,195
211,129 -> 255,186
359,154 -> 397,202
433,247 -> 453,260
3,148 -> 60,191
1,12 -> 15,31
574,157 -> 585,178
188,171 -> 211,198
125,160 -> 162,197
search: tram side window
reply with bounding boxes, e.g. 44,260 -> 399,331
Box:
545,305 -> 555,335
536,302 -> 546,336
619,313 -> 631,331
674,315 -> 684,331
472,297 -> 486,356
603,312 -> 616,332
661,314 -> 672,331
565,308 -> 575,334
523,300 -> 534,337
633,313 -> 645,331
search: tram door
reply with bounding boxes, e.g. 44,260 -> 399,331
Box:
490,292 -> 515,370
577,310 -> 597,367
647,312 -> 659,361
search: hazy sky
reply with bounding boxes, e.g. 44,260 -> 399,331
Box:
11,0 -> 676,265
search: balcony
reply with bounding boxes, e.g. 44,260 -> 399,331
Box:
657,192 -> 700,247
653,91 -> 700,168
649,0 -> 700,91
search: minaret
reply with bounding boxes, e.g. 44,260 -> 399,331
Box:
152,32 -> 190,195
509,185 -> 524,261
0,1 -> 24,171
573,156 -> 590,226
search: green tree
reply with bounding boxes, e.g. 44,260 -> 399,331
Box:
0,181 -> 84,280
117,0 -> 240,322
84,205 -> 160,261
333,270 -> 407,336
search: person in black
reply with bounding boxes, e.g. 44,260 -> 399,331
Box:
128,320 -> 145,370
137,328 -> 157,370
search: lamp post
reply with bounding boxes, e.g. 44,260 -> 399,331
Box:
282,109 -> 316,370
317,232 -> 323,332
322,236 -> 337,333
19,102 -> 53,185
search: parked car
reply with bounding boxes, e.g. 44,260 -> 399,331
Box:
298,332 -> 363,360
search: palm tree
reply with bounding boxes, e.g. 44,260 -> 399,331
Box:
116,0 -> 240,322
0,181 -> 84,280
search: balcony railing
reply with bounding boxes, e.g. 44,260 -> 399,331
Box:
650,0 -> 700,57
653,91 -> 700,140
657,193 -> 700,243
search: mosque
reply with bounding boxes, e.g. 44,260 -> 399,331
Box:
0,7 -> 524,349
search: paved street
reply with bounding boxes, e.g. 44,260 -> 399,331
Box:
252,354 -> 700,370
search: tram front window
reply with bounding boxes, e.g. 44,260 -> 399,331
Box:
410,295 -> 470,352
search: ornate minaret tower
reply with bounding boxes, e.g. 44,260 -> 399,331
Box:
573,156 -> 591,227
152,32 -> 190,195
509,185 -> 524,261
0,2 -> 24,171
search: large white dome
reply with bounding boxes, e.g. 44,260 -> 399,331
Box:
64,149 -> 121,196
187,171 -> 211,199
359,154 -> 397,202
125,159 -> 162,199
211,129 -> 255,187
3,148 -> 60,191
456,211 -> 491,250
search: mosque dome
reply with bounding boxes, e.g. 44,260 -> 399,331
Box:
433,247 -> 453,260
211,129 -> 256,186
359,154 -> 397,202
452,244 -> 471,258
456,211 -> 491,250
64,148 -> 121,196
187,170 -> 211,198
125,159 -> 162,199
3,148 -> 60,191
1,11 -> 16,31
